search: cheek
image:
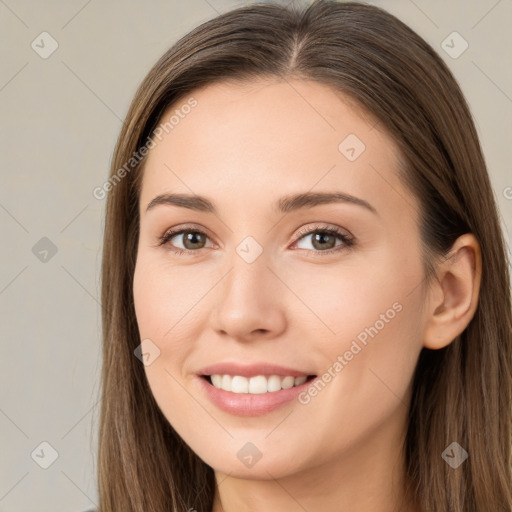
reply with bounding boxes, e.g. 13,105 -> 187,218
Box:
132,254 -> 219,407
133,256 -> 213,443
133,254 -> 213,343
287,273 -> 422,472
279,245 -> 421,347
280,246 -> 423,408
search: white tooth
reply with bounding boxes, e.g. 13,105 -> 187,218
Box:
221,374 -> 232,392
211,375 -> 222,388
216,374 -> 306,393
231,376 -> 249,393
267,375 -> 282,392
294,376 -> 307,386
281,376 -> 295,389
249,375 -> 268,394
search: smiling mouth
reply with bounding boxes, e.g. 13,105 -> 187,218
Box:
202,374 -> 317,394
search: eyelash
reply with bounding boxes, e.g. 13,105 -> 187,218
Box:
157,223 -> 354,257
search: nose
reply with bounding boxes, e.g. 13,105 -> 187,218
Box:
210,252 -> 287,342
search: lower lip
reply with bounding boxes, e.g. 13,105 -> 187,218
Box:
198,376 -> 314,416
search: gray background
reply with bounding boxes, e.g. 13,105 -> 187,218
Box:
1,0 -> 511,511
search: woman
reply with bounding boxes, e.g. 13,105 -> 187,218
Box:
97,1 -> 512,511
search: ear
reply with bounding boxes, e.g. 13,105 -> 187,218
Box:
423,233 -> 482,350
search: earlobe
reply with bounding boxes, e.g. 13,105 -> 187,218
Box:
423,234 -> 482,350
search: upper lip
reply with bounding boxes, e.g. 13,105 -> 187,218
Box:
198,362 -> 315,378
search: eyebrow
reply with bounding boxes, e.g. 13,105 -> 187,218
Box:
145,191 -> 378,216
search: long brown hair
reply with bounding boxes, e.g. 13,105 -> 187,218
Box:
97,1 -> 512,510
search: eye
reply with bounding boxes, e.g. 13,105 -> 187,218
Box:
158,225 -> 214,255
291,224 -> 354,256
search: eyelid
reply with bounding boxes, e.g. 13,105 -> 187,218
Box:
291,223 -> 353,244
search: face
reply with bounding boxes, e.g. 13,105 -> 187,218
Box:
133,78 -> 427,480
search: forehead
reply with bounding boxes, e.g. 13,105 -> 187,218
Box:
139,78 -> 414,223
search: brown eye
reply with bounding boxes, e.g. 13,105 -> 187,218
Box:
292,225 -> 354,256
178,230 -> 208,250
159,228 -> 213,254
310,232 -> 337,250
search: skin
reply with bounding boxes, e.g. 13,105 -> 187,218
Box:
132,78 -> 481,512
